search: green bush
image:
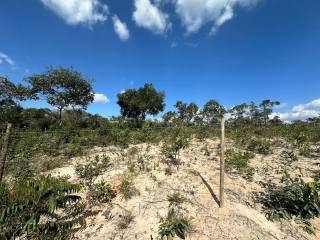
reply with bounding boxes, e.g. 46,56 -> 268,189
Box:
161,125 -> 190,161
299,143 -> 312,157
256,173 -> 320,221
247,138 -> 272,155
158,208 -> 191,240
0,175 -> 83,239
225,149 -> 255,180
75,155 -> 110,188
87,181 -> 116,203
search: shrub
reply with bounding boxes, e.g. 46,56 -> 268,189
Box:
118,176 -> 139,200
299,143 -> 312,157
280,150 -> 298,163
0,175 -> 83,239
158,208 -> 191,240
225,149 -> 255,180
75,155 -> 110,188
256,173 -> 320,221
88,181 -> 116,203
167,192 -> 187,208
247,138 -> 272,155
161,125 -> 190,161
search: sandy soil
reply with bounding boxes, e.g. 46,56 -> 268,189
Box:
50,138 -> 320,240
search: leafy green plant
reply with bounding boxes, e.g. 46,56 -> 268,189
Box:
255,173 -> 320,221
225,149 -> 255,180
87,181 -> 116,203
158,208 -> 191,240
75,155 -> 110,188
161,125 -> 190,162
0,175 -> 83,239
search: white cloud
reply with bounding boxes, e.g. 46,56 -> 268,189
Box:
133,0 -> 171,35
272,98 -> 320,122
174,0 -> 258,34
112,15 -> 130,41
93,93 -> 110,103
40,0 -> 109,26
0,52 -> 15,65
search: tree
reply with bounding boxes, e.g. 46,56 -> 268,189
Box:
26,67 -> 94,125
0,76 -> 33,124
174,101 -> 199,125
202,99 -> 226,125
259,100 -> 280,125
229,103 -> 248,126
117,84 -> 165,128
163,111 -> 177,126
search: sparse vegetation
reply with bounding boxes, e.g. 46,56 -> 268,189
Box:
225,149 -> 255,180
118,175 -> 140,200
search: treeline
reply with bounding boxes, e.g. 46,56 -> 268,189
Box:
1,67 -> 320,131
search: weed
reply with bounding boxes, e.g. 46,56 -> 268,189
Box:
299,143 -> 312,157
118,176 -> 139,200
280,150 -> 298,162
117,211 -> 134,230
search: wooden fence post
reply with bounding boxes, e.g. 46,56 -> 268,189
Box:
219,116 -> 225,208
0,123 -> 12,181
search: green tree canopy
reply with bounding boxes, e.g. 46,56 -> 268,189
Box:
117,84 -> 165,127
0,76 -> 34,124
202,99 -> 226,125
26,67 -> 94,125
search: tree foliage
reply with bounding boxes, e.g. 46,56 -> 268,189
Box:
117,84 -> 165,127
26,67 -> 94,124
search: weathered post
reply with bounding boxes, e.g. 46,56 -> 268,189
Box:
0,123 -> 12,181
219,116 -> 225,208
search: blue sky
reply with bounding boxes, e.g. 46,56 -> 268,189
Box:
0,0 -> 320,121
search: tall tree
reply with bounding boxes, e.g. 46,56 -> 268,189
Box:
117,84 -> 165,128
229,103 -> 248,126
259,100 -> 280,125
174,101 -> 199,125
202,99 -> 226,125
26,67 -> 94,125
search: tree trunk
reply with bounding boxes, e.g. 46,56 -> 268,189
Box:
59,108 -> 63,126
0,123 -> 12,181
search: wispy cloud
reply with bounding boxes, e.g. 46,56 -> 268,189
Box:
174,0 -> 258,35
112,15 -> 130,41
0,52 -> 15,65
40,0 -> 109,27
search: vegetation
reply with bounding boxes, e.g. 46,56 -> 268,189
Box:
0,175 -> 83,239
225,149 -> 255,180
161,125 -> 190,163
26,67 -> 94,125
256,172 -> 320,233
159,192 -> 191,240
117,83 -> 165,128
118,175 -> 139,200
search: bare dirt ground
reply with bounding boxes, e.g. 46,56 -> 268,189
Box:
50,138 -> 320,240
